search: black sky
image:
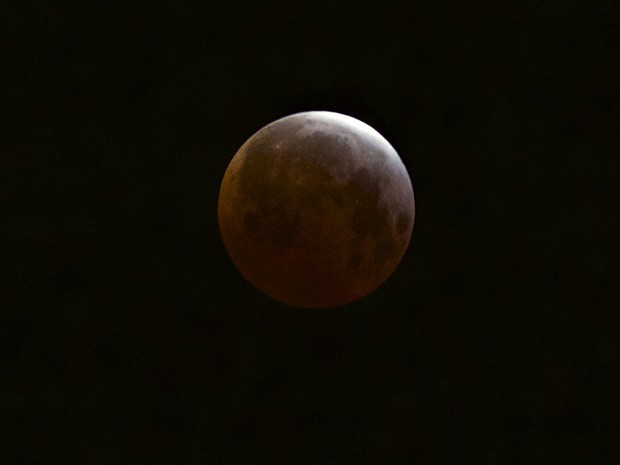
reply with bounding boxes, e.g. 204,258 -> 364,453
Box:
2,1 -> 619,464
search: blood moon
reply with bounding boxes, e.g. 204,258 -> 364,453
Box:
218,111 -> 415,308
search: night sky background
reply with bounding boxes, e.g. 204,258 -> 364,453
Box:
3,1 -> 619,463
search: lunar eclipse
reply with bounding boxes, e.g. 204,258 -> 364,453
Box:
218,111 -> 415,308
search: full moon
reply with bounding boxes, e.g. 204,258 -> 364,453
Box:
218,111 -> 415,308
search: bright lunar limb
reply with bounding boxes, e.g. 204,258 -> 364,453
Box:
218,111 -> 415,308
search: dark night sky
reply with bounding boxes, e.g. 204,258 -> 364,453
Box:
2,1 -> 619,463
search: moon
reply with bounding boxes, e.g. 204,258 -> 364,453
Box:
218,111 -> 415,308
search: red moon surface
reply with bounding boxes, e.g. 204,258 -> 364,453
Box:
218,111 -> 415,308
